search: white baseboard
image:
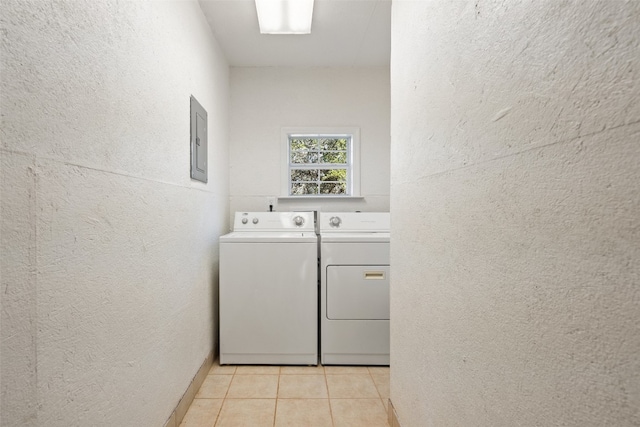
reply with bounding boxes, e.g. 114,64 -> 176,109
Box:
163,350 -> 214,427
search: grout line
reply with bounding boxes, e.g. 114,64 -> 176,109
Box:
273,371 -> 281,427
224,365 -> 233,399
212,401 -> 221,427
324,368 -> 336,427
213,362 -> 234,427
369,367 -> 385,401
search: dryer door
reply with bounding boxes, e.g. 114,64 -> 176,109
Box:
326,265 -> 390,320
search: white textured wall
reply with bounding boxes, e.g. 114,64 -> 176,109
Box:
229,67 -> 390,220
1,1 -> 229,426
390,1 -> 639,426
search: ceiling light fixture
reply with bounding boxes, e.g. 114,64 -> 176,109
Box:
255,0 -> 314,34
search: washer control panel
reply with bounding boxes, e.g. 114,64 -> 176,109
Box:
233,212 -> 314,231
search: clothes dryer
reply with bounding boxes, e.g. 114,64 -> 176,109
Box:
219,211 -> 317,365
319,212 -> 390,365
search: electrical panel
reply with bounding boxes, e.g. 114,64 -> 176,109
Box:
190,96 -> 208,183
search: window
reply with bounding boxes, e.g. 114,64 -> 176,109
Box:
281,128 -> 360,197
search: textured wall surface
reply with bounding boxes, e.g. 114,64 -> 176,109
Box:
390,1 -> 639,426
0,1 -> 229,426
229,67 -> 390,220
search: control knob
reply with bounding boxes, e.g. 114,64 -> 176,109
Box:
293,215 -> 305,226
252,218 -> 259,224
241,218 -> 248,224
329,216 -> 341,227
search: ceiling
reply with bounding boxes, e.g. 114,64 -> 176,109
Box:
197,0 -> 391,67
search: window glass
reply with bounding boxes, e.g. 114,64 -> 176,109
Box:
288,136 -> 351,196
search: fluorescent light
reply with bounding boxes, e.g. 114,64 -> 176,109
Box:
255,0 -> 314,34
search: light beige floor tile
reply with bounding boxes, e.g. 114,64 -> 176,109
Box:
209,360 -> 236,375
226,374 -> 279,398
330,398 -> 389,427
280,364 -> 325,375
326,374 -> 380,398
367,366 -> 390,374
182,364 -> 391,427
324,366 -> 370,374
235,365 -> 281,375
179,398 -> 223,427
371,373 -> 390,400
196,375 -> 233,399
275,399 -> 333,427
215,399 -> 275,427
278,374 -> 328,399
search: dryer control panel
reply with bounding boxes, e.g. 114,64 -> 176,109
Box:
319,212 -> 390,232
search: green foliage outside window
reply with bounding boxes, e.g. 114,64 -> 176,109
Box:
289,137 -> 350,195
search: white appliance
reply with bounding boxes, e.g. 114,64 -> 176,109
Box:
219,211 -> 318,365
319,212 -> 390,365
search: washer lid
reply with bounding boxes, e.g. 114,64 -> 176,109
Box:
320,232 -> 390,243
220,231 -> 318,243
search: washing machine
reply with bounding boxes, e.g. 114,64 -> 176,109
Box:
219,211 -> 317,365
319,212 -> 390,365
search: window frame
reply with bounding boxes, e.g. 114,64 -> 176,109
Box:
281,127 -> 361,197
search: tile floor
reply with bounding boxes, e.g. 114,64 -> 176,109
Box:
179,360 -> 390,427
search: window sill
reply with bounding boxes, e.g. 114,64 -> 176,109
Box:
278,196 -> 365,201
